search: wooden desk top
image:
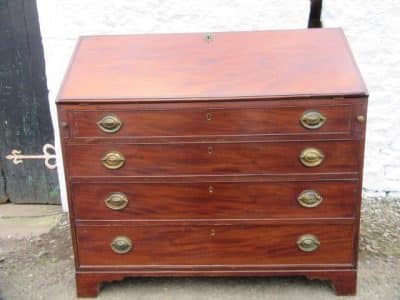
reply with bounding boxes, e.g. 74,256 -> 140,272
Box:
58,28 -> 367,103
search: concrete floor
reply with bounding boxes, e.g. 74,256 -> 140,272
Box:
0,204 -> 61,239
0,200 -> 399,300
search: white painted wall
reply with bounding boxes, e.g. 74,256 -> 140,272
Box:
36,0 -> 400,210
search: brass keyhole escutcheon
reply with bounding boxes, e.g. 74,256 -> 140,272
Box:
208,146 -> 213,155
300,111 -> 326,129
110,236 -> 132,254
297,190 -> 323,208
297,234 -> 320,252
208,185 -> 214,194
299,148 -> 324,167
97,114 -> 122,133
102,151 -> 125,170
105,192 -> 129,210
206,112 -> 212,121
204,33 -> 213,43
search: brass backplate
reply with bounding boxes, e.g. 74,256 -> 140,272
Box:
300,111 -> 326,129
297,234 -> 320,252
299,148 -> 324,167
97,114 -> 122,133
101,151 -> 125,170
105,192 -> 128,210
110,236 -> 132,254
297,190 -> 323,208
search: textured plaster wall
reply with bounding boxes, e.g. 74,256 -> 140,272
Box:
35,1 -> 400,209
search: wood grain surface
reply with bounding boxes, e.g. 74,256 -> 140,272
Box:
70,104 -> 353,139
76,223 -> 354,266
58,29 -> 367,101
67,141 -> 360,177
56,29 -> 368,297
72,180 -> 358,220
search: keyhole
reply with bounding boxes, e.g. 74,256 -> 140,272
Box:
206,112 -> 212,121
209,185 -> 214,194
210,229 -> 216,236
204,33 -> 213,43
208,146 -> 213,155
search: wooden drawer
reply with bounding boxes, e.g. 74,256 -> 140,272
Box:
70,104 -> 353,139
71,181 -> 358,220
67,141 -> 360,177
76,223 -> 354,267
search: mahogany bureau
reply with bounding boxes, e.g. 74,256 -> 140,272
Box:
57,28 -> 368,297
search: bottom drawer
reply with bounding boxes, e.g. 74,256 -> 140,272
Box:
76,224 -> 354,267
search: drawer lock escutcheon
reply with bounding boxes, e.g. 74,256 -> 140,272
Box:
102,151 -> 125,170
297,190 -> 323,208
300,111 -> 326,129
208,146 -> 213,155
110,236 -> 132,254
299,148 -> 324,167
105,192 -> 128,210
208,185 -> 214,194
297,234 -> 320,252
97,115 -> 122,133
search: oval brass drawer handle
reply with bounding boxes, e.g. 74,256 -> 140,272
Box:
299,148 -> 324,167
300,111 -> 326,129
110,236 -> 132,254
102,151 -> 125,170
297,190 -> 323,208
297,234 -> 320,252
97,115 -> 122,133
105,192 -> 128,210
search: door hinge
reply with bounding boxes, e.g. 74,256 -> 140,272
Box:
5,144 -> 57,170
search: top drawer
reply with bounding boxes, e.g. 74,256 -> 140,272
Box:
67,101 -> 360,140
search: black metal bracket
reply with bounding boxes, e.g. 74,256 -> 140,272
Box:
308,0 -> 323,28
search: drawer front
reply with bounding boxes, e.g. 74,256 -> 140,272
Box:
70,105 -> 353,139
76,224 -> 354,266
72,181 -> 357,220
68,141 -> 360,177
